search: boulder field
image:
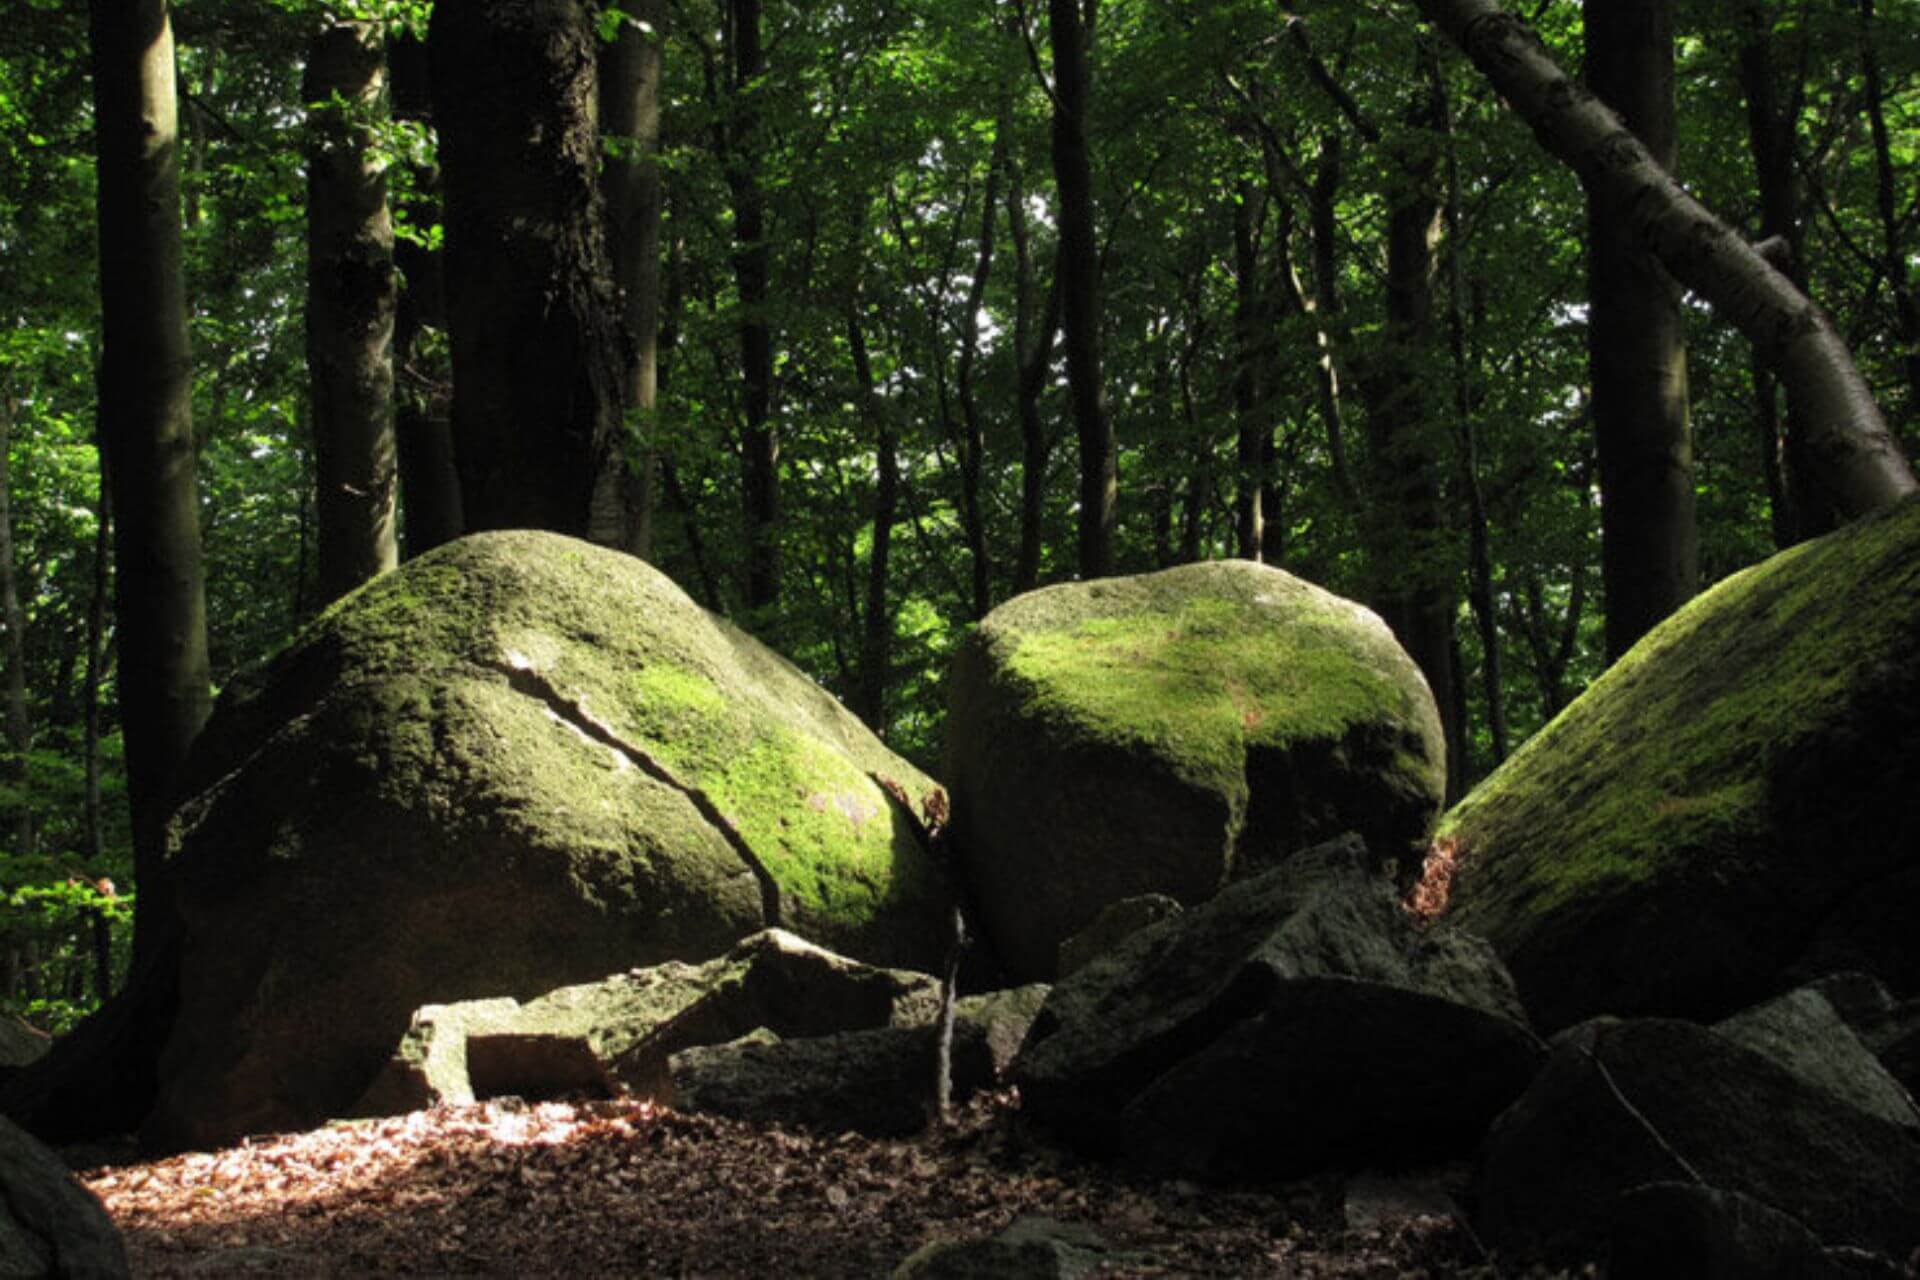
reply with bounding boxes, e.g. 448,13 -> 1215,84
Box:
1438,493 -> 1920,1031
945,560 -> 1445,980
147,532 -> 955,1150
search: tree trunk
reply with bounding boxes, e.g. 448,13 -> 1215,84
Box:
846,306 -> 896,733
1048,0 -> 1115,579
1413,0 -> 1918,517
1360,53 -> 1462,801
305,19 -> 399,605
726,0 -> 779,608
955,123 -> 1008,619
387,31 -> 463,557
429,0 -> 625,537
1734,0 -> 1803,547
84,478 -> 112,997
89,0 -> 212,971
1584,0 -> 1697,661
1858,0 -> 1920,440
1233,179 -> 1265,562
1007,163 -> 1060,596
599,0 -> 667,559
0,377 -> 36,866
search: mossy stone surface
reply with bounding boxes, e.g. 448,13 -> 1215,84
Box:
1440,495 -> 1920,1031
150,532 -> 952,1151
945,560 -> 1445,979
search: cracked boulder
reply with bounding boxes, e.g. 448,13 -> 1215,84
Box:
1437,495 -> 1920,1032
945,561 -> 1445,980
1011,836 -> 1542,1180
146,531 -> 955,1151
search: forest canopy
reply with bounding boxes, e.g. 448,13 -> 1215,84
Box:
2,0 -> 1917,1030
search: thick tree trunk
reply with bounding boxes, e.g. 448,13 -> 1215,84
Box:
387,32 -> 463,557
1048,0 -> 1115,580
727,0 -> 779,608
305,20 -> 399,605
1584,0 -> 1697,661
599,0 -> 667,560
1360,55 -> 1463,801
429,0 -> 625,537
89,0 -> 211,971
1413,0 -> 1918,516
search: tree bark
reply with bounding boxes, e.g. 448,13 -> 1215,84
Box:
1360,52 -> 1463,801
1858,0 -> 1920,439
429,0 -> 625,537
1233,179 -> 1265,561
89,0 -> 212,970
0,377 -> 36,866
305,19 -> 399,605
846,306 -> 896,733
599,0 -> 668,560
955,123 -> 1008,619
1007,162 -> 1060,596
1584,0 -> 1697,661
726,0 -> 779,608
1412,0 -> 1918,517
1048,0 -> 1115,579
387,31 -> 463,557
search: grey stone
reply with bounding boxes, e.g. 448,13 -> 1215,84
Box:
0,1116 -> 127,1278
1716,985 -> 1919,1129
1056,895 -> 1182,977
893,1217 -> 1116,1279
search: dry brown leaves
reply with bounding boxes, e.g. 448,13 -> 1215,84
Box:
81,1092 -> 1488,1277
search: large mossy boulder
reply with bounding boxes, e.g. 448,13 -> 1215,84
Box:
946,561 -> 1445,979
148,532 -> 954,1151
1439,495 -> 1920,1031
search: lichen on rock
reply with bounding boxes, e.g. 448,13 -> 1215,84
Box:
150,531 -> 953,1151
1439,494 -> 1920,1030
945,560 -> 1445,979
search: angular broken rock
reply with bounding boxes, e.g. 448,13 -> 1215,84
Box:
1715,983 -> 1920,1130
1056,895 -> 1182,978
355,929 -> 941,1115
0,1116 -> 129,1278
892,1217 -> 1118,1280
1473,1017 -> 1920,1264
1012,834 -> 1542,1180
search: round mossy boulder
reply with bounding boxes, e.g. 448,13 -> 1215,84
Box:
148,531 -> 953,1150
944,560 -> 1446,980
1438,494 -> 1920,1032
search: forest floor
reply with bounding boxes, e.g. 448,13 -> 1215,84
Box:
75,1090 -> 1512,1277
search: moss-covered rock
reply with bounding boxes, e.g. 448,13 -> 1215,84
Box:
147,532 -> 953,1150
1439,495 -> 1920,1031
945,561 -> 1445,979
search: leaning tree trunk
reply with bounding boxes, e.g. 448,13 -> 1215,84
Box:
1411,0 -> 1918,516
1584,0 -> 1697,660
305,19 -> 399,605
1049,0 -> 1116,580
599,0 -> 668,559
429,0 -> 625,537
89,0 -> 211,969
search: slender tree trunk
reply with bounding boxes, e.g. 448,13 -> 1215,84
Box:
1007,166 -> 1060,596
1584,0 -> 1697,661
1233,179 -> 1265,562
1859,0 -> 1920,437
429,0 -> 625,537
726,0 -> 779,608
84,479 -> 112,997
599,0 -> 667,559
1048,0 -> 1115,579
89,0 -> 212,968
388,31 -> 462,557
1414,0 -> 1918,516
1734,0 -> 1803,547
0,378 -> 36,866
305,19 -> 399,605
846,306 -> 896,732
955,124 -> 1008,619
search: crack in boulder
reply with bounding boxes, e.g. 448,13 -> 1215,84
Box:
488,652 -> 782,927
